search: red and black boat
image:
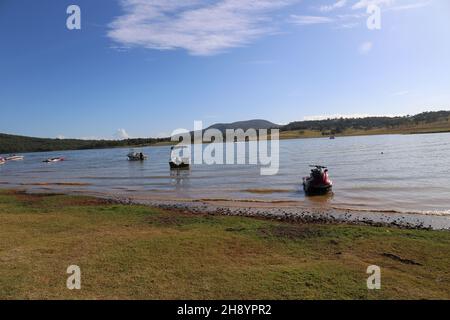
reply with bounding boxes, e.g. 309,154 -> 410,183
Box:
303,165 -> 333,195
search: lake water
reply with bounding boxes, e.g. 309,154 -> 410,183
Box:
1,133 -> 450,216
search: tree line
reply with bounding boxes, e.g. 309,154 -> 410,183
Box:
280,111 -> 450,135
1,111 -> 449,154
0,134 -> 170,154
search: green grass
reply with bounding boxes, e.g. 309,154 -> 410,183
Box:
278,120 -> 450,140
0,190 -> 449,300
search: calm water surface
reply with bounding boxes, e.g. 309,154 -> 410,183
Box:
1,133 -> 449,215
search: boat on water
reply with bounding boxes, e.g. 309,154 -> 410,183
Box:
43,157 -> 65,163
303,165 -> 333,195
127,151 -> 148,161
169,146 -> 190,170
6,155 -> 24,161
0,157 -> 5,165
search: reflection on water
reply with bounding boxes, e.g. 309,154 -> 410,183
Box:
1,133 -> 450,215
170,170 -> 190,187
303,192 -> 335,207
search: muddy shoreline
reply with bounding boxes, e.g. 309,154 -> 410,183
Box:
10,187 -> 448,231
116,198 -> 450,231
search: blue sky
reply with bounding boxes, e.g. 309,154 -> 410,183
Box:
0,0 -> 449,139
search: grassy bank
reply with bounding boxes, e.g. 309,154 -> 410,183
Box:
1,190 -> 449,300
279,120 -> 450,140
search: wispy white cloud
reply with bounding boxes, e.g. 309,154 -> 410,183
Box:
352,0 -> 431,11
352,0 -> 394,10
290,15 -> 334,25
332,12 -> 367,28
358,41 -> 373,54
392,90 -> 409,96
310,0 -> 433,29
108,0 -> 298,56
294,0 -> 433,30
387,0 -> 432,11
335,22 -> 360,29
109,0 -> 433,55
115,128 -> 131,139
336,12 -> 368,19
319,0 -> 347,12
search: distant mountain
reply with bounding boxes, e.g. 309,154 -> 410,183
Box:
207,119 -> 280,132
1,111 -> 449,154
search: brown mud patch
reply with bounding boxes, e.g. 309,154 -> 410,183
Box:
242,188 -> 291,194
59,197 -> 111,207
225,227 -> 247,232
201,199 -> 302,208
382,253 -> 423,266
2,190 -> 110,207
4,190 -> 62,205
20,182 -> 91,186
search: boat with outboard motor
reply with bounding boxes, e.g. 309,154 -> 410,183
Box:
127,151 -> 148,161
169,146 -> 190,170
6,155 -> 24,161
43,157 -> 65,163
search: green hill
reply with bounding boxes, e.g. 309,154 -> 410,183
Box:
0,134 -> 169,154
207,119 -> 279,132
282,111 -> 450,133
279,110 -> 450,139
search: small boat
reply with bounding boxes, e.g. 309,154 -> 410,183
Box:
169,146 -> 190,170
0,157 -> 5,165
127,151 -> 148,161
303,165 -> 333,195
169,161 -> 190,170
43,157 -> 65,163
330,135 -> 336,140
6,155 -> 24,161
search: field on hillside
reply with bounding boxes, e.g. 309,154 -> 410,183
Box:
279,119 -> 450,140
